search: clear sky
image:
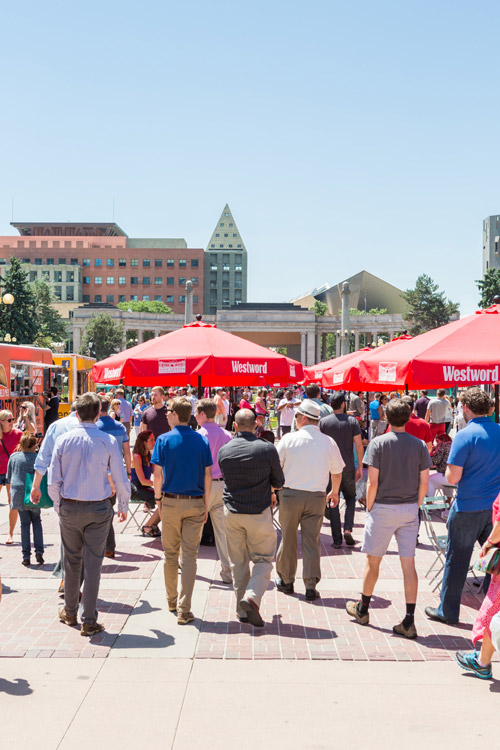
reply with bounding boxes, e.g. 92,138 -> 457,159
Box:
2,0 -> 499,315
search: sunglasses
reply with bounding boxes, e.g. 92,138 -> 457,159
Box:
2,418 -> 13,422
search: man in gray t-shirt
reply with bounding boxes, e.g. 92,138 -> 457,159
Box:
346,399 -> 431,640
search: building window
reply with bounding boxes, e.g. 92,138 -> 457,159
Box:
143,259 -> 151,267
54,271 -> 62,283
95,258 -> 102,267
66,287 -> 74,301
179,295 -> 186,303
237,244 -> 241,248
166,295 -> 174,303
223,264 -> 230,271
118,258 -> 126,266
83,276 -> 90,285
210,264 -> 217,271
143,277 -> 151,285
34,258 -> 42,266
131,276 -> 138,285
83,258 -> 90,266
179,277 -> 186,285
225,212 -> 229,217
118,276 -> 126,285
193,295 -> 198,304
54,286 -> 62,300
118,295 -> 126,302
107,258 -> 114,267
179,259 -> 186,267
220,222 -> 224,226
83,294 -> 90,303
154,277 -> 162,285
142,295 -> 150,301
95,276 -> 102,285
224,233 -> 228,237
219,245 -> 223,248
106,277 -> 114,285
167,259 -> 174,267
58,257 -> 66,265
22,257 -> 30,264
66,271 -> 74,282
210,244 -> 215,248
94,295 -> 102,303
167,277 -> 174,285
131,259 -> 138,266
154,295 -> 162,301
228,244 -> 233,248
191,277 -> 198,285
106,294 -> 114,303
191,259 -> 199,267
46,258 -> 54,265
215,233 -> 220,238
29,271 -> 37,282
130,295 -> 138,301
70,258 -> 78,265
41,270 -> 50,280
155,259 -> 162,267
229,222 -> 233,227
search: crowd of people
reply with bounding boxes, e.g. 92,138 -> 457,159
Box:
1,381 -> 500,679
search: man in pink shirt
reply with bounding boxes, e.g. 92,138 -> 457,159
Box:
195,399 -> 233,583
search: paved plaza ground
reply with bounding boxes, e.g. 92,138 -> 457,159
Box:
1,492 -> 499,748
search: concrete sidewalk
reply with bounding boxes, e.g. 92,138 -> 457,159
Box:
2,658 -> 498,750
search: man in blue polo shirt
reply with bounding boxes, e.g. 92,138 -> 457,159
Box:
152,397 -> 212,625
426,387 -> 500,624
97,397 -> 132,558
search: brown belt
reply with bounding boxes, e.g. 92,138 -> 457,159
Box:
163,492 -> 203,500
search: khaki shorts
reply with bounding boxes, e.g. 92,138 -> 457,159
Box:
361,503 -> 419,558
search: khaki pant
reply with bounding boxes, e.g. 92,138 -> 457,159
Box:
161,495 -> 205,615
208,481 -> 231,582
215,414 -> 225,426
276,488 -> 326,589
224,506 -> 276,618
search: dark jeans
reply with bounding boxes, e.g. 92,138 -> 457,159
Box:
106,494 -> 116,554
437,503 -> 492,622
281,425 -> 292,436
329,469 -> 356,543
19,509 -> 44,559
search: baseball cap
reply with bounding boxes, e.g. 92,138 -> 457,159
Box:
296,399 -> 321,420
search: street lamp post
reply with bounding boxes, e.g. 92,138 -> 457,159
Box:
2,293 -> 16,343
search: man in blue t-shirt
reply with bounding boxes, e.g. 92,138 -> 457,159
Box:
369,393 -> 382,440
426,387 -> 500,625
97,398 -> 131,558
151,397 -> 212,625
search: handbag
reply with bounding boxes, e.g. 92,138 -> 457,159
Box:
474,546 -> 500,575
24,473 -> 53,509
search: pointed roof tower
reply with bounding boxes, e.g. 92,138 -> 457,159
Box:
206,204 -> 246,251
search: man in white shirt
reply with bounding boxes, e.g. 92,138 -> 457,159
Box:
277,389 -> 299,436
425,389 -> 450,441
214,389 -> 226,426
275,400 -> 345,600
115,388 -> 134,437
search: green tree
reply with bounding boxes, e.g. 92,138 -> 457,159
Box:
311,300 -> 328,316
0,257 -> 38,344
32,280 -> 68,348
476,268 -> 500,308
403,274 -> 459,335
79,313 -> 124,361
117,300 -> 173,314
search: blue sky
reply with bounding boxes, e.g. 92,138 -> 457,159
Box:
1,0 -> 499,315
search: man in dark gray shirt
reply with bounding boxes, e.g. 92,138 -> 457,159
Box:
218,409 -> 284,627
346,399 -> 431,640
320,392 -> 364,548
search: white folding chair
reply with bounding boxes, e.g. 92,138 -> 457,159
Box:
421,497 -> 449,591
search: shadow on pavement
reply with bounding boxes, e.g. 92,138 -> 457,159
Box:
112,629 -> 175,649
0,678 -> 33,696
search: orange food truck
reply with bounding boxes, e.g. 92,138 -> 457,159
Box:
0,343 -> 54,435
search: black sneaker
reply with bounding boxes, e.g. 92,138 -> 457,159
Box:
305,588 -> 320,601
275,576 -> 294,595
344,532 -> 356,547
22,558 -> 30,567
35,553 -> 44,564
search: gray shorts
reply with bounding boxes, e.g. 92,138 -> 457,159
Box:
361,503 -> 419,558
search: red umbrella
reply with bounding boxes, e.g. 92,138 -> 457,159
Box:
357,306 -> 500,389
321,336 -> 413,389
303,349 -> 371,385
92,320 -> 303,387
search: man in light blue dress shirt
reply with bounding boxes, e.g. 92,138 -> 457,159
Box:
48,393 -> 130,637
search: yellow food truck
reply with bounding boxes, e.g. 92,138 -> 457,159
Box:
52,354 -> 96,417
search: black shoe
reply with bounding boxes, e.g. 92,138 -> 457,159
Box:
35,553 -> 44,564
344,532 -> 356,547
22,558 -> 30,567
237,616 -> 249,624
424,606 -> 458,625
240,598 -> 264,627
275,576 -> 294,595
305,588 -> 320,601
332,541 -> 342,549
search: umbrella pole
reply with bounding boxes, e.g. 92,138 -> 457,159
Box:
496,384 -> 499,424
197,375 -> 203,400
366,392 -> 370,433
405,384 -> 409,395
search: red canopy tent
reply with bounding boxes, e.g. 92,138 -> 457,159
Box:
321,336 -> 413,389
92,320 -> 303,387
357,306 -> 500,390
303,349 -> 370,385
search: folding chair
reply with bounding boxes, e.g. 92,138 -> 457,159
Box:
119,496 -> 154,534
421,497 -> 449,591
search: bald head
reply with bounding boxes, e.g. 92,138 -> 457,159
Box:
235,408 -> 256,432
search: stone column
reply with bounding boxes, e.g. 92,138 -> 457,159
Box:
372,331 -> 378,347
335,333 -> 341,358
300,333 -> 306,364
137,330 -> 144,344
388,330 -> 394,341
354,331 -> 360,351
72,325 -> 82,352
306,332 -> 316,366
315,334 -> 322,363
321,333 -> 327,361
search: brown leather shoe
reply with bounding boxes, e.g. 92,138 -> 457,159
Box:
81,622 -> 105,637
58,606 -> 78,627
392,621 -> 418,639
240,598 -> 264,627
104,550 -> 115,559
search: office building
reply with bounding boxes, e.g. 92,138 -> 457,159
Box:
204,204 -> 247,314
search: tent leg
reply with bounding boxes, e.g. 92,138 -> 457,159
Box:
495,384 -> 499,424
197,376 -> 203,400
405,384 -> 409,395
